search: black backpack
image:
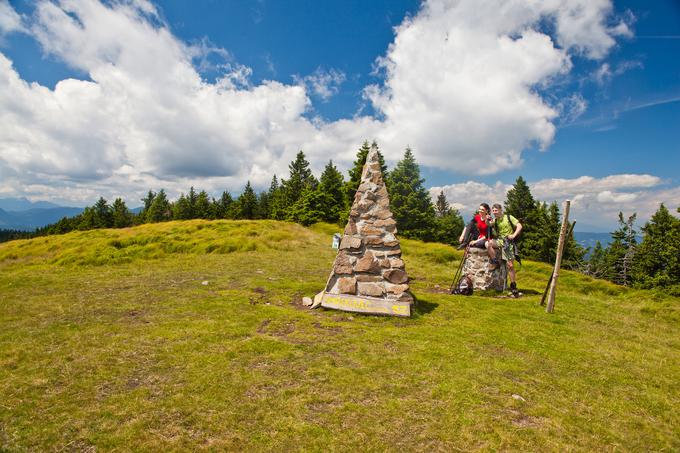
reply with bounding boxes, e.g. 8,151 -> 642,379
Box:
457,218 -> 480,249
452,275 -> 473,296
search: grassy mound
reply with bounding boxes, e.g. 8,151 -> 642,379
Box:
0,220 -> 317,266
0,220 -> 678,451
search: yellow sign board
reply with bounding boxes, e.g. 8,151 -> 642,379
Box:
320,293 -> 411,317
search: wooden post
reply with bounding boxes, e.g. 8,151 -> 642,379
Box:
546,200 -> 570,313
541,220 -> 576,306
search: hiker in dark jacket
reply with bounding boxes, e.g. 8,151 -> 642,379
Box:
491,203 -> 522,296
459,203 -> 500,268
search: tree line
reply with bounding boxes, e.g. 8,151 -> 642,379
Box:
23,142 -> 464,245
502,176 -> 679,294
583,206 -> 680,293
0,229 -> 33,243
2,141 -> 677,292
503,176 -> 585,266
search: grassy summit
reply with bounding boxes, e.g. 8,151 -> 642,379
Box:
0,220 -> 678,451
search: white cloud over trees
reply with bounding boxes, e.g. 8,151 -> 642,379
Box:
431,174 -> 680,229
1,0 -> 670,227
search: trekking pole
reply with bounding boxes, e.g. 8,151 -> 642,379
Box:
450,243 -> 471,293
450,248 -> 464,292
540,220 -> 576,306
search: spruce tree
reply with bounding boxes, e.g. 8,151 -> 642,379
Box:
140,190 -> 156,222
256,190 -> 271,219
46,216 -> 77,234
288,185 -> 328,226
207,196 -> 220,219
141,190 -> 156,211
435,191 -> 449,217
268,175 -> 287,220
78,207 -> 97,230
386,147 -> 437,241
520,201 -> 549,262
586,241 -> 608,278
147,189 -> 171,222
93,197 -> 113,228
173,194 -> 192,220
632,204 -> 680,288
111,198 -> 132,228
238,181 -> 258,219
195,190 -> 212,219
280,151 -> 317,211
288,160 -> 346,226
187,186 -> 198,218
605,212 -> 637,285
215,191 -> 234,219
318,160 -> 346,223
433,191 -> 464,245
504,176 -> 542,257
504,176 -> 535,221
544,201 -> 561,262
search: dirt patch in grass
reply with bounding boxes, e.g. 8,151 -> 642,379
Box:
248,287 -> 272,305
306,400 -> 342,414
57,439 -> 97,452
270,322 -> 296,337
244,380 -> 297,400
382,340 -> 399,353
330,314 -> 354,322
126,377 -> 142,390
256,319 -> 298,339
425,284 -> 451,294
124,309 -> 150,324
290,293 -> 304,305
508,409 -> 543,428
256,319 -> 271,334
312,322 -> 343,334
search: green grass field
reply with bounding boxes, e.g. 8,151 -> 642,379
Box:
1,220 -> 678,451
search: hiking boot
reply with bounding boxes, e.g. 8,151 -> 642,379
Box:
509,282 -> 519,298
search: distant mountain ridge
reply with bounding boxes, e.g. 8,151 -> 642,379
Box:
573,231 -> 643,258
573,231 -> 612,250
0,198 -> 84,231
0,197 -> 62,211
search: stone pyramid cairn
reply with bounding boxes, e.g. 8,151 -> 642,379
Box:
317,144 -> 414,317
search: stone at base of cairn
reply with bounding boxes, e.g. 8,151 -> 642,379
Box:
462,246 -> 507,291
320,292 -> 411,317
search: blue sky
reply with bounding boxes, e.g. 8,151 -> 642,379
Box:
0,0 -> 678,231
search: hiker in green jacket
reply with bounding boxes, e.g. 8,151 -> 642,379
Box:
491,203 -> 522,296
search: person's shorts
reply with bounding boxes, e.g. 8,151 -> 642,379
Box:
494,239 -> 515,261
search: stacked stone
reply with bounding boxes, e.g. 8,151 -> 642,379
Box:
461,246 -> 507,290
323,145 -> 413,305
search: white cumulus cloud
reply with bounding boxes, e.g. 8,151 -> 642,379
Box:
365,0 -> 632,173
0,0 -> 634,206
530,174 -> 661,199
294,67 -> 346,102
0,0 -> 25,37
429,181 -> 511,213
431,174 -> 679,229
